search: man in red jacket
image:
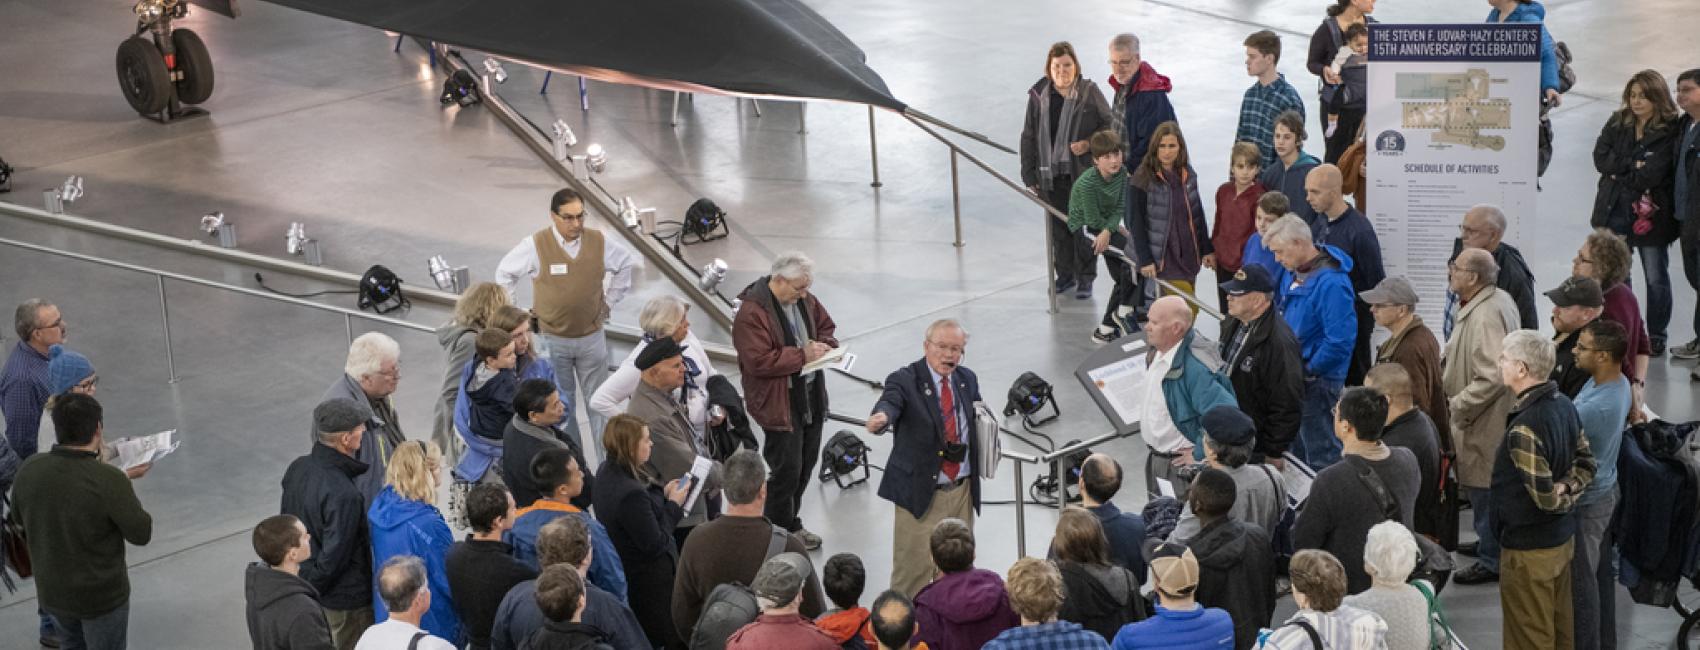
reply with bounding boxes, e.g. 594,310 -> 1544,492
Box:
733,252 -> 839,550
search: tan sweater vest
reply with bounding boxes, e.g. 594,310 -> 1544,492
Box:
532,226 -> 606,338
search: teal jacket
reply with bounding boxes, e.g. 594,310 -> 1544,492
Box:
1161,330 -> 1239,460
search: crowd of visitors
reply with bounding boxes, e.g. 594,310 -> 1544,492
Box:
6,4 -> 1700,650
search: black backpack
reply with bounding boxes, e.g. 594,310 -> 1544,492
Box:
687,526 -> 794,650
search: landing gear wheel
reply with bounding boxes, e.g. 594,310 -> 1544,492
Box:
171,28 -> 214,105
116,37 -> 171,115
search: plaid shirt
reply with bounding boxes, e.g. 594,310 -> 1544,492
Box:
1236,75 -> 1306,169
0,341 -> 51,462
983,621 -> 1109,650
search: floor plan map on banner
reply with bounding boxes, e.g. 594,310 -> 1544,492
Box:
1397,69 -> 1513,150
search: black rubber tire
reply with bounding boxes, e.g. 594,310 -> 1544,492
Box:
116,37 -> 171,115
171,28 -> 214,105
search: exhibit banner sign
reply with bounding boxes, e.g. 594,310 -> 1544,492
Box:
1365,24 -> 1540,327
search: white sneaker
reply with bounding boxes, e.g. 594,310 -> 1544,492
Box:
1670,339 -> 1700,359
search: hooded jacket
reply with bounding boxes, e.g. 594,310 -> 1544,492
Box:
245,563 -> 335,650
520,620 -> 615,650
506,502 -> 627,602
705,375 -> 758,460
1259,152 -> 1321,223
1021,76 -> 1115,188
1056,562 -> 1146,643
1221,306 -> 1304,460
1486,1 -> 1561,94
435,321 -> 478,448
280,443 -> 372,611
731,276 -> 838,433
913,568 -> 1021,650
1448,239 -> 1539,331
1159,330 -> 1239,461
1190,518 -> 1276,650
815,607 -> 877,649
1275,244 -> 1358,383
368,485 -> 462,643
1592,115 -> 1680,247
1109,62 -> 1178,165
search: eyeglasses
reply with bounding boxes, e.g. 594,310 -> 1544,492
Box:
75,375 -> 99,391
34,318 -> 65,334
927,341 -> 966,355
376,366 -> 402,380
553,210 -> 585,221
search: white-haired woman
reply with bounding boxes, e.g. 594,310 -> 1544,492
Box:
589,295 -> 722,443
1343,521 -> 1432,650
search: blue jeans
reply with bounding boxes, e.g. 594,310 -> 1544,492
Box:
543,330 -> 610,459
1636,245 -> 1672,344
1295,378 -> 1343,470
1469,486 -> 1502,572
53,602 -> 129,650
1680,216 -> 1700,338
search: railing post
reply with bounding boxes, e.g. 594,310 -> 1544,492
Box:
950,150 -> 964,248
867,106 -> 882,188
1012,460 -> 1027,558
157,275 -> 178,383
798,102 -> 807,134
345,312 -> 356,346
1043,198 -> 1058,314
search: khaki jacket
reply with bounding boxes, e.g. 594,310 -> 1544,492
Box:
1443,286 -> 1521,488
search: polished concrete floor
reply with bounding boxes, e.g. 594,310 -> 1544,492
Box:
2,0 -> 1699,647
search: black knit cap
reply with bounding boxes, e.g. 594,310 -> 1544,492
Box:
635,337 -> 685,371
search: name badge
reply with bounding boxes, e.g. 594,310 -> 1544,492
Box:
549,264 -> 569,276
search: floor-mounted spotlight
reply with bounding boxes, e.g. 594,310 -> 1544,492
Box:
44,175 -> 84,213
698,258 -> 729,293
618,196 -> 658,232
481,57 -> 508,95
200,211 -> 237,248
551,120 -> 577,162
428,254 -> 471,294
284,222 -> 323,265
568,143 -> 608,181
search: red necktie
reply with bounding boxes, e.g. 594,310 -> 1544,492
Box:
940,378 -> 960,481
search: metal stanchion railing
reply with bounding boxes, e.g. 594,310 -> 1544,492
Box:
868,106 -> 882,188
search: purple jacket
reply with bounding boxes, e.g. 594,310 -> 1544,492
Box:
914,568 -> 1021,650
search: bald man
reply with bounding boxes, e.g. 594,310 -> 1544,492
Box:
1444,204 -> 1540,338
1305,164 -> 1385,385
1140,296 -> 1238,500
1076,453 -> 1148,583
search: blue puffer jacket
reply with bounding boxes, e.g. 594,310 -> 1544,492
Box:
1275,244 -> 1358,383
1161,330 -> 1239,461
1488,1 -> 1561,93
368,486 -> 461,643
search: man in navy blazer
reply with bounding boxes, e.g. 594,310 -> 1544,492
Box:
866,319 -> 983,597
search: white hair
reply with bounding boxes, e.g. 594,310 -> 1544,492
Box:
1363,521 -> 1418,586
1111,33 -> 1141,55
771,252 -> 814,281
924,319 -> 968,343
1466,204 -> 1508,234
1502,329 -> 1556,379
344,332 -> 400,379
638,295 -> 689,339
1264,214 -> 1314,248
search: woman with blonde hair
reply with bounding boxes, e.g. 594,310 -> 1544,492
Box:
589,295 -> 721,442
435,282 -> 510,463
593,414 -> 691,649
367,439 -> 460,642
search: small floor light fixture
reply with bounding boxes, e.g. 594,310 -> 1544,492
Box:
428,255 -> 471,293
201,211 -> 238,248
698,258 -> 729,293
481,57 -> 507,95
44,175 -> 83,213
551,119 -> 577,162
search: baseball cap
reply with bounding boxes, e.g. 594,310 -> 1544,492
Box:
1359,276 -> 1420,306
752,552 -> 812,605
1143,540 -> 1199,597
1544,275 -> 1604,308
1220,265 -> 1276,295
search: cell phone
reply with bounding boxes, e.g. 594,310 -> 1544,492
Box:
677,473 -> 694,487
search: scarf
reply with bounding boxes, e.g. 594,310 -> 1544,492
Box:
1036,77 -> 1086,191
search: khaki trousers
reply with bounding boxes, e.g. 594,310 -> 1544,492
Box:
325,606 -> 374,650
1502,539 -> 1575,650
891,481 -> 975,598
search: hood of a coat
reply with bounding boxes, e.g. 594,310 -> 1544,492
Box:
1110,61 -> 1174,94
816,607 -> 871,644
1316,243 -> 1356,275
245,562 -> 319,611
436,321 -> 475,348
367,485 -> 441,533
1065,562 -> 1135,608
1496,1 -> 1547,23
915,568 -> 1012,624
1189,519 -> 1258,571
736,276 -> 777,311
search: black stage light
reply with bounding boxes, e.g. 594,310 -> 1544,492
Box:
817,429 -> 872,489
1004,371 -> 1059,427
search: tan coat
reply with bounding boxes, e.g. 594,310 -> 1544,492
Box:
1443,286 -> 1522,489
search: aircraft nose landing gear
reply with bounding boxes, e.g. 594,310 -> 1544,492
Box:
118,0 -> 231,123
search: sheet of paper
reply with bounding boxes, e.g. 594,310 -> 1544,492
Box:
1085,356 -> 1149,427
683,455 -> 714,512
1155,477 -> 1175,498
111,430 -> 180,471
802,348 -> 853,374
1278,452 -> 1316,505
